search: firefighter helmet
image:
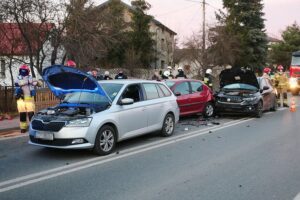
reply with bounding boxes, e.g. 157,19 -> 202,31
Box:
19,65 -> 30,76
263,67 -> 271,73
277,65 -> 284,71
163,71 -> 170,77
66,60 -> 76,67
206,69 -> 212,75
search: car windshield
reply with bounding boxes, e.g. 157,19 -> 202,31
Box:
62,92 -> 111,106
222,83 -> 258,91
100,83 -> 123,101
165,81 -> 176,88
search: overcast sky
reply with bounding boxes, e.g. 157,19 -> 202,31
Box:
96,0 -> 300,44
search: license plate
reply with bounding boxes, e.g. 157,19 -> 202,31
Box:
35,131 -> 54,140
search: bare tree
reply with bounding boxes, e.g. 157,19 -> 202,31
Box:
1,0 -> 66,77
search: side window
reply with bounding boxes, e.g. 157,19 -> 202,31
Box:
191,81 -> 203,93
143,83 -> 159,100
122,84 -> 143,102
155,84 -> 165,98
158,84 -> 172,97
174,82 -> 190,95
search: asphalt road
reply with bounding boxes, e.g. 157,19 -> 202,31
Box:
0,96 -> 300,200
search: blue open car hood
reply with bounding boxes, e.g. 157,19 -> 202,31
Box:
42,65 -> 110,101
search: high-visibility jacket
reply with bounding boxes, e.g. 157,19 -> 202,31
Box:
274,73 -> 288,90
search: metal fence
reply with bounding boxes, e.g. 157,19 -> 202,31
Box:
0,86 -> 58,114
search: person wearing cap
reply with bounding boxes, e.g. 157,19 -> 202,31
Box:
15,65 -> 42,133
175,66 -> 187,79
103,71 -> 113,80
115,70 -> 128,79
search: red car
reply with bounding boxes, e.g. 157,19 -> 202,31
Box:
165,79 -> 215,117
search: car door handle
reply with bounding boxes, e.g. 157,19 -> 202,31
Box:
142,107 -> 147,111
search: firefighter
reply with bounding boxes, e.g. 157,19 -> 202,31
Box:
162,71 -> 171,80
274,65 -> 289,107
167,66 -> 175,78
103,71 -> 113,80
115,70 -> 128,79
15,65 -> 41,133
263,67 -> 271,80
204,68 -> 213,90
175,66 -> 187,79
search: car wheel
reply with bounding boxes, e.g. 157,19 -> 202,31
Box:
93,125 -> 116,156
270,97 -> 277,111
161,113 -> 175,137
203,102 -> 215,118
255,101 -> 263,118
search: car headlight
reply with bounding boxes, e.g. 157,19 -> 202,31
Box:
66,118 -> 92,127
289,78 -> 298,88
243,97 -> 257,101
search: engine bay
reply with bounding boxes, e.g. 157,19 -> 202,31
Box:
35,106 -> 94,122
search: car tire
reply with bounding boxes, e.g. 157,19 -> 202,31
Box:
270,97 -> 277,111
93,125 -> 117,156
161,113 -> 175,137
255,101 -> 263,118
203,102 -> 215,118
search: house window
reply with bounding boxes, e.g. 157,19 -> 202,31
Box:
0,60 -> 5,78
161,39 -> 165,51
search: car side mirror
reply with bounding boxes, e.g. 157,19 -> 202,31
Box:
175,92 -> 181,96
119,98 -> 134,105
263,86 -> 269,90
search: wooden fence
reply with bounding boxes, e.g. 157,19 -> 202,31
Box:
0,86 -> 59,114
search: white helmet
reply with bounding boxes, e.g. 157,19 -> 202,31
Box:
164,71 -> 170,77
167,66 -> 172,70
225,65 -> 232,69
104,71 -> 109,76
178,66 -> 183,71
206,69 -> 212,74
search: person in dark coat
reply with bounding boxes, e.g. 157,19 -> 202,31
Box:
115,70 -> 128,79
103,71 -> 113,80
175,66 -> 187,79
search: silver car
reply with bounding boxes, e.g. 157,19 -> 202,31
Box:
29,65 -> 179,155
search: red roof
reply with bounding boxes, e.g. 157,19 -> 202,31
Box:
0,23 -> 54,56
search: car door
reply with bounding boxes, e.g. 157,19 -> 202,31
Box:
173,81 -> 192,115
117,84 -> 148,140
142,83 -> 164,131
260,78 -> 272,110
188,81 -> 207,113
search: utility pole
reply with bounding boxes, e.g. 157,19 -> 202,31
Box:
202,0 -> 206,54
202,0 -> 206,70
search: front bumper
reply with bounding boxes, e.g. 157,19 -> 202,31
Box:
215,101 -> 257,114
29,125 -> 94,149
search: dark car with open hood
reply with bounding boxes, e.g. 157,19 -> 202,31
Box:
215,68 -> 269,118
